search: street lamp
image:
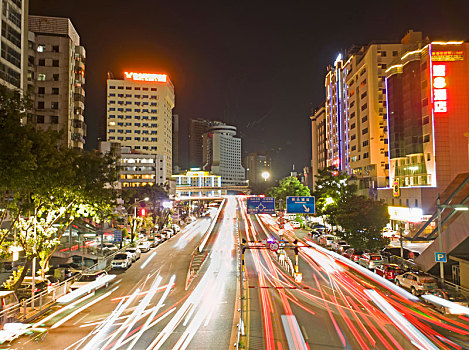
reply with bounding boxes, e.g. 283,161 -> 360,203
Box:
261,171 -> 270,182
436,195 -> 469,285
130,197 -> 149,243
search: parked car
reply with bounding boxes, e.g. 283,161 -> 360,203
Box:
111,253 -> 131,269
395,272 -> 438,295
70,270 -> 108,290
331,240 -> 348,252
342,248 -> 365,262
172,224 -> 181,233
381,247 -> 420,260
126,247 -> 141,261
290,221 -> 301,229
423,289 -> 469,314
16,281 -> 48,301
102,242 -> 118,253
147,236 -> 159,248
337,244 -> 350,254
137,241 -> 151,253
0,291 -> 19,311
319,234 -> 337,247
375,264 -> 404,280
358,253 -> 384,269
163,228 -> 175,237
23,276 -> 59,292
309,229 -> 321,239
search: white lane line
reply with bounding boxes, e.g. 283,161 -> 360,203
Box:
141,251 -> 157,269
51,286 -> 119,329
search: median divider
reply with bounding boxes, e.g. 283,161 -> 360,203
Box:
185,199 -> 226,290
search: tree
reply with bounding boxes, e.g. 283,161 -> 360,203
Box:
312,167 -> 357,227
335,196 -> 390,251
0,86 -> 119,287
266,176 -> 310,208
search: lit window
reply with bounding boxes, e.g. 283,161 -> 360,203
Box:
38,73 -> 46,81
37,45 -> 45,52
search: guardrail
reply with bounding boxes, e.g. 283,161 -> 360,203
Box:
198,199 -> 226,253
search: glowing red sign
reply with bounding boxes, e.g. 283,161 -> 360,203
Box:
124,72 -> 167,82
432,64 -> 447,113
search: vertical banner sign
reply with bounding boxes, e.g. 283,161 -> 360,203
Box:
393,179 -> 400,198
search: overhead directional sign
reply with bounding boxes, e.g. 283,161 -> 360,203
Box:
286,196 -> 315,214
247,197 -> 275,214
114,230 -> 122,242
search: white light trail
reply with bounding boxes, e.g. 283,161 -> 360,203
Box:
365,289 -> 438,350
281,315 -> 308,350
421,294 -> 469,316
57,275 -> 117,304
51,286 -> 119,329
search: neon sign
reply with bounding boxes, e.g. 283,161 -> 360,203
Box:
432,64 -> 447,113
432,51 -> 464,62
124,72 -> 167,82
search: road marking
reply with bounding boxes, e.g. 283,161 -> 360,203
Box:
141,251 -> 157,269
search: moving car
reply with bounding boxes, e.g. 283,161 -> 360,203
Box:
375,263 -> 404,280
111,253 -> 131,269
137,241 -> 151,253
125,247 -> 141,261
70,270 -> 108,290
395,272 -> 438,295
290,221 -> 301,229
319,234 -> 336,247
423,289 -> 469,314
342,248 -> 365,262
358,253 -> 384,269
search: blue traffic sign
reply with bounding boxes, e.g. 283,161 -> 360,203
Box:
114,230 -> 123,242
435,252 -> 447,263
286,196 -> 315,214
247,197 -> 276,214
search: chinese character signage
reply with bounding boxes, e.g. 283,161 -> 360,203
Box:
432,51 -> 464,62
432,63 -> 447,113
286,196 -> 315,214
247,197 -> 275,214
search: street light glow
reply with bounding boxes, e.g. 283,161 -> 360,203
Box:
261,171 -> 270,181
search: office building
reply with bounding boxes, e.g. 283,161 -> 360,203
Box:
172,169 -> 222,198
119,147 -> 166,188
28,16 -> 86,149
202,123 -> 246,186
379,40 -> 469,211
188,118 -> 220,168
106,72 -> 175,179
0,0 -> 28,90
243,152 -> 271,189
319,30 -> 423,197
172,113 -> 179,174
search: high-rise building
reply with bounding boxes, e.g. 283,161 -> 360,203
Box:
106,72 -> 175,180
172,113 -> 179,174
0,0 -> 28,90
189,118 -> 213,168
243,152 -> 271,189
379,40 -> 469,211
202,123 -> 246,186
310,102 -> 327,190
28,16 -> 87,149
318,30 -> 423,197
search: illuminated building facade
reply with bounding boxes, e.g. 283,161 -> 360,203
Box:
380,41 -> 469,211
119,147 -> 166,188
0,0 -> 28,90
106,72 -> 175,179
320,31 -> 423,197
202,123 -> 246,186
243,152 -> 271,189
310,102 -> 327,190
172,169 -> 222,198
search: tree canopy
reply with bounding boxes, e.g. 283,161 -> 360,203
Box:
266,176 -> 310,207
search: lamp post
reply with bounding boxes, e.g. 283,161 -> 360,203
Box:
436,194 -> 469,285
130,197 -> 149,243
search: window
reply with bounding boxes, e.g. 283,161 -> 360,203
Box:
38,73 -> 46,81
52,87 -> 59,95
392,50 -> 398,56
143,87 -> 148,91
126,87 -> 131,90
53,74 -> 59,81
380,51 -> 387,57
52,60 -> 59,67
423,134 -> 430,143
151,88 -> 157,91
37,45 -> 45,52
351,145 -> 356,151
422,98 -> 428,107
361,103 -> 367,111
362,128 -> 368,135
50,115 -> 58,124
362,115 -> 368,123
350,123 -> 356,130
117,86 -> 123,90
51,102 -> 59,109
361,91 -> 367,99
351,134 -> 356,140
423,116 -> 430,125
109,86 -> 116,89
135,95 -> 140,98
135,87 -> 141,90
38,59 -> 45,66
363,140 -> 369,147
38,87 -> 45,94
363,152 -> 369,159
37,101 -> 44,109
52,45 -> 59,53
36,115 -> 44,123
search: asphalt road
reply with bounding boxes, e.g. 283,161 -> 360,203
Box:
238,199 -> 469,350
13,198 -> 239,350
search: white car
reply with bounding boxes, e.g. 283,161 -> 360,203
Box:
358,253 -> 383,269
319,234 -> 337,247
102,242 -> 118,253
71,270 -> 108,290
331,240 -> 348,252
395,272 -> 438,295
172,224 -> 181,233
290,221 -> 301,229
111,253 -> 131,269
137,241 -> 151,253
125,248 -> 141,261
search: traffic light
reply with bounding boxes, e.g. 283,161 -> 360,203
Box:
139,208 -> 147,217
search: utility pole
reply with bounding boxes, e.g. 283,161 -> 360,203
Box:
399,222 -> 404,263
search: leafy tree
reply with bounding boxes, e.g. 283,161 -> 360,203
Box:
266,176 -> 310,208
0,86 -> 119,287
312,167 -> 357,227
335,196 -> 390,251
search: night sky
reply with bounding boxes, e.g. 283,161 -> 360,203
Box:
30,0 -> 469,180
